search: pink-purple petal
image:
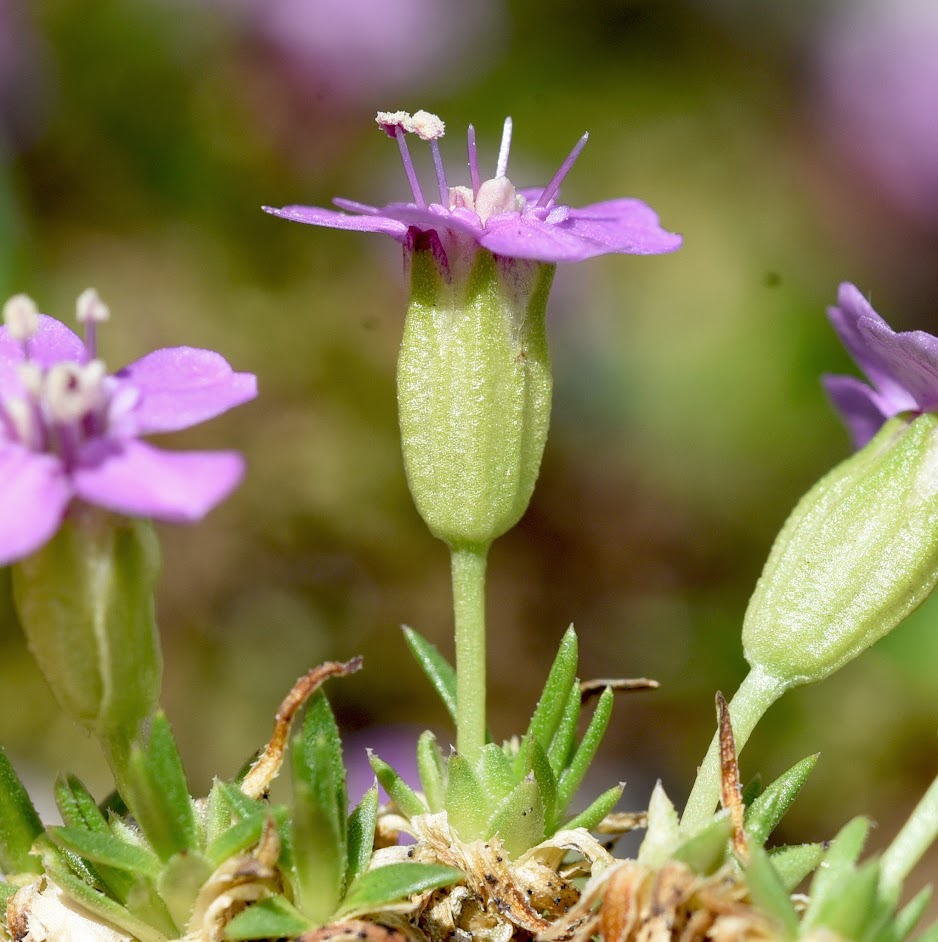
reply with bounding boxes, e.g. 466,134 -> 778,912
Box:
562,199 -> 683,255
73,439 -> 245,523
0,315 -> 89,398
379,203 -> 486,240
822,373 -> 894,449
262,204 -> 409,239
480,213 -> 617,263
0,445 -> 71,565
116,347 -> 258,435
858,317 -> 938,413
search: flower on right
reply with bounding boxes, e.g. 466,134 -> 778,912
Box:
824,282 -> 938,448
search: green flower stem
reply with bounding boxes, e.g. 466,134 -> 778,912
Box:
880,769 -> 938,897
680,666 -> 787,835
451,544 -> 489,764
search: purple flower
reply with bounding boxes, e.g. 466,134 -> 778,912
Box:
824,282 -> 937,448
0,291 -> 257,565
263,110 -> 682,265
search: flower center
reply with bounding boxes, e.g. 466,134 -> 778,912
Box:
1,290 -> 125,469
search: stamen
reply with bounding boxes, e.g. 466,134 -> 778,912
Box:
536,132 -> 589,209
467,124 -> 481,195
76,287 -> 110,359
410,110 -> 445,141
394,125 -> 425,207
430,141 -> 448,205
375,110 -> 412,138
495,117 -> 513,178
3,294 -> 39,343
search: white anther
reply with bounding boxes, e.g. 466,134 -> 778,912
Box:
375,110 -> 412,137
76,288 -> 110,324
44,361 -> 107,424
17,362 -> 42,397
2,294 -> 40,341
474,177 -> 525,224
410,110 -> 445,141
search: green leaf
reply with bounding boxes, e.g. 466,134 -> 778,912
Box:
809,859 -> 883,939
402,625 -> 458,725
416,731 -> 446,813
337,862 -> 462,918
0,745 -> 43,874
206,810 -> 270,868
204,779 -> 236,847
740,774 -> 763,807
0,882 -> 16,909
122,712 -> 198,861
157,850 -> 213,930
891,885 -> 932,942
561,783 -> 624,833
547,681 -> 581,775
530,741 -> 557,832
346,786 -> 379,889
744,755 -> 818,847
291,691 -> 348,924
224,895 -> 312,940
525,626 -> 578,755
370,754 -> 427,820
673,816 -> 732,876
476,743 -> 515,807
486,777 -> 545,859
743,844 -> 799,939
768,843 -> 823,891
805,816 -> 870,926
48,825 -> 162,879
556,687 -> 614,816
638,781 -> 680,866
37,842 -> 170,942
445,753 -> 488,841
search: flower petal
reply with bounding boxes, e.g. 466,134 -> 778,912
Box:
480,213 -> 614,263
262,204 -> 409,239
116,347 -> 257,435
859,317 -> 938,413
0,445 -> 71,565
378,203 -> 485,240
560,199 -> 683,255
73,439 -> 245,522
0,315 -> 88,398
822,373 -> 894,448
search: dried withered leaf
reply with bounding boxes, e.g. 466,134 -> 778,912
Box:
716,692 -> 747,860
299,919 -> 410,942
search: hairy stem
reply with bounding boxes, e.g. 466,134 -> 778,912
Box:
451,544 -> 489,764
680,665 -> 787,835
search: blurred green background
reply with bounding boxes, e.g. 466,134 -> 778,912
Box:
3,0 -> 938,888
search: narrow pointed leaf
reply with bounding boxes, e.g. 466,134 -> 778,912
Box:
809,859 -> 883,938
337,862 -> 462,918
416,732 -> 446,813
0,745 -> 43,874
768,843 -> 823,891
556,687 -> 614,815
673,816 -> 732,876
347,785 -> 379,888
476,743 -> 515,807
224,895 -> 312,940
47,825 -> 162,879
530,740 -> 557,832
205,779 -> 235,847
547,681 -> 582,775
562,783 -> 624,833
805,816 -> 870,925
122,711 -> 198,861
157,850 -> 213,930
402,625 -> 458,725
741,774 -> 763,807
525,626 -> 578,754
744,844 -> 799,939
638,781 -> 680,866
206,810 -> 270,868
486,778 -> 545,859
370,753 -> 427,819
892,885 -> 932,942
291,691 -> 348,923
445,753 -> 488,840
54,774 -> 107,832
745,755 -> 818,847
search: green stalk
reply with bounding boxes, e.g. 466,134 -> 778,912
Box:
680,666 -> 787,835
451,545 -> 489,764
880,770 -> 938,897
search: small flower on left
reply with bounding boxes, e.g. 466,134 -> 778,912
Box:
0,290 -> 257,565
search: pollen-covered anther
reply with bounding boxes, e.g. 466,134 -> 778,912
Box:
43,360 -> 108,424
410,110 -> 445,141
76,287 -> 110,324
375,110 -> 413,137
2,293 -> 40,341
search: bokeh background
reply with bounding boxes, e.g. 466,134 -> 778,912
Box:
3,0 -> 938,897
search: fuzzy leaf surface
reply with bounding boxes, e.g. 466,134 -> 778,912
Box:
346,786 -> 379,889
223,895 -> 312,940
402,626 -> 458,725
337,862 -> 462,917
556,687 -> 614,814
744,755 -> 818,847
0,745 -> 43,873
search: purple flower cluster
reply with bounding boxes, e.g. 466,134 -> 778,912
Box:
264,110 -> 681,265
825,283 -> 938,447
0,291 -> 256,565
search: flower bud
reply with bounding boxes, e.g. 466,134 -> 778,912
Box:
11,507 -> 162,745
743,413 -> 938,688
397,238 -> 554,548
